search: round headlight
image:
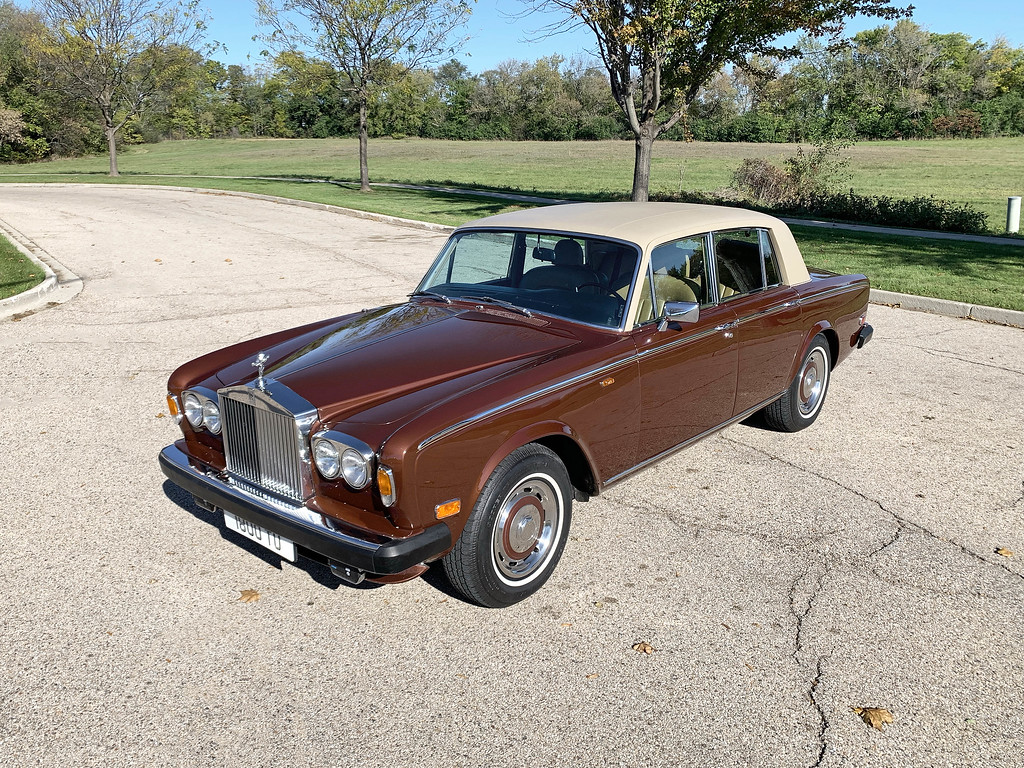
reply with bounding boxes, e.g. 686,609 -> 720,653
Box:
183,392 -> 203,428
313,438 -> 341,479
202,400 -> 221,434
341,448 -> 370,489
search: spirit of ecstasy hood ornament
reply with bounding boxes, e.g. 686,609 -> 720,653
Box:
252,351 -> 269,392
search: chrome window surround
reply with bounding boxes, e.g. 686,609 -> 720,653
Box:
417,227 -> 645,334
218,379 -> 318,504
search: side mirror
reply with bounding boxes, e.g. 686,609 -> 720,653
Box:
657,301 -> 700,331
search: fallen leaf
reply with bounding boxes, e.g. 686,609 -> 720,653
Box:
154,258 -> 162,263
586,673 -> 599,679
995,547 -> 1014,557
560,622 -> 573,627
156,412 -> 166,419
744,662 -> 755,671
632,641 -> 655,654
852,706 -> 894,731
238,589 -> 260,603
225,258 -> 232,263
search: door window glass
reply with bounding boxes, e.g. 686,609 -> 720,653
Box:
714,229 -> 764,300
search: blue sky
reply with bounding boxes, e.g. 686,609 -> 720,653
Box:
22,0 -> 1024,71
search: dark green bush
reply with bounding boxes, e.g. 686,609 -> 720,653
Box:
654,189 -> 990,234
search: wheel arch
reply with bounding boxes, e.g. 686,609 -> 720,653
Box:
478,422 -> 598,505
791,323 -> 838,382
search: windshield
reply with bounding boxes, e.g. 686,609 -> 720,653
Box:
416,230 -> 640,329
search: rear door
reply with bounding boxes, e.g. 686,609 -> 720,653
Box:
712,229 -> 804,413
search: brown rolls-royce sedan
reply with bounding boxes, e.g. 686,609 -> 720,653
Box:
160,202 -> 873,607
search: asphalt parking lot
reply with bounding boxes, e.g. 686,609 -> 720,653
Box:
1,185 -> 1021,767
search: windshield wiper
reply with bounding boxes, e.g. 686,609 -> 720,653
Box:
408,290 -> 452,304
458,294 -> 533,318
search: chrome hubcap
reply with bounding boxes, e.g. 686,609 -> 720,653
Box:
492,476 -> 560,582
798,348 -> 827,416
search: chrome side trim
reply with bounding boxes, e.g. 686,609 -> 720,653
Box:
603,394 -> 784,487
637,325 -> 725,358
807,285 -> 858,303
733,302 -> 801,326
417,356 -> 638,451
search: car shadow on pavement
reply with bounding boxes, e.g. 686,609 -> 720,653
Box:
162,480 -> 378,592
161,480 -> 470,601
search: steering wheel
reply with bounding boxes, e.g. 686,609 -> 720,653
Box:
576,282 -> 624,303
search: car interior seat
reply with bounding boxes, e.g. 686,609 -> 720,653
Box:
520,239 -> 597,291
635,272 -> 699,324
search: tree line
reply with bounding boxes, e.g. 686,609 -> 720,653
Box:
5,8 -> 1020,169
3,1 -> 1021,203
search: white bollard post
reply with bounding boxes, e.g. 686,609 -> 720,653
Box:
1009,196 -> 1022,234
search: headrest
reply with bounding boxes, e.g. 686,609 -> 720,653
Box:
553,239 -> 584,267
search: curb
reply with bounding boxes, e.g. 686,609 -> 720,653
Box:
870,289 -> 1024,329
0,219 -> 60,319
0,213 -> 84,321
1,183 -> 1021,329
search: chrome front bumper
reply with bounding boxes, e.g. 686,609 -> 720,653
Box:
158,443 -> 451,576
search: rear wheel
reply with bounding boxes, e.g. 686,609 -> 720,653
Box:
763,334 -> 831,432
443,444 -> 572,608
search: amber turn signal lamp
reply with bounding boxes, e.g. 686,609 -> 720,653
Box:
435,499 -> 461,519
376,465 -> 396,507
166,393 -> 182,423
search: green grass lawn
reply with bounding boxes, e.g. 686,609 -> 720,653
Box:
793,226 -> 1024,312
0,233 -> 45,301
5,136 -> 1022,225
2,137 -> 1023,311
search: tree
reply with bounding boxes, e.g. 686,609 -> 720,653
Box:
527,0 -> 908,201
257,0 -> 472,192
34,0 -> 207,175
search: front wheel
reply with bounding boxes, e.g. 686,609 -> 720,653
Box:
763,334 -> 831,432
443,444 -> 572,608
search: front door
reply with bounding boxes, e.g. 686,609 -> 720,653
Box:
630,305 -> 739,462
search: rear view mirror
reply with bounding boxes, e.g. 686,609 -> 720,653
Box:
658,301 -> 700,331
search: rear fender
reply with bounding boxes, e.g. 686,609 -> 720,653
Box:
789,322 -> 837,382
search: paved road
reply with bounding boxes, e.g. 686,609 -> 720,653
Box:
1,185 -> 1021,768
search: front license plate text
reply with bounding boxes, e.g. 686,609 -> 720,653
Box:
224,511 -> 297,562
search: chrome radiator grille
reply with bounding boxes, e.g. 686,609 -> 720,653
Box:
221,393 -> 304,503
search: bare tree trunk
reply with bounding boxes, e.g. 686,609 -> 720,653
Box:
358,97 -> 370,192
106,126 -> 119,177
631,128 -> 654,202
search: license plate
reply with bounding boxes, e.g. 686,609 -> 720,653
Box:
224,510 -> 296,562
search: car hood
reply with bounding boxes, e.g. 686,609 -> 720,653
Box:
215,302 -> 581,425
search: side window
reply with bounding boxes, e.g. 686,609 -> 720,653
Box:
759,229 -> 781,287
635,236 -> 708,325
713,229 -> 764,301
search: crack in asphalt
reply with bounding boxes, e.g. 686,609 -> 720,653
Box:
720,436 -> 1024,584
809,656 -> 831,768
788,565 -> 833,768
895,342 -> 1024,376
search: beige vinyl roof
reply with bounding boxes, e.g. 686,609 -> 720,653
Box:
458,202 -> 810,286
